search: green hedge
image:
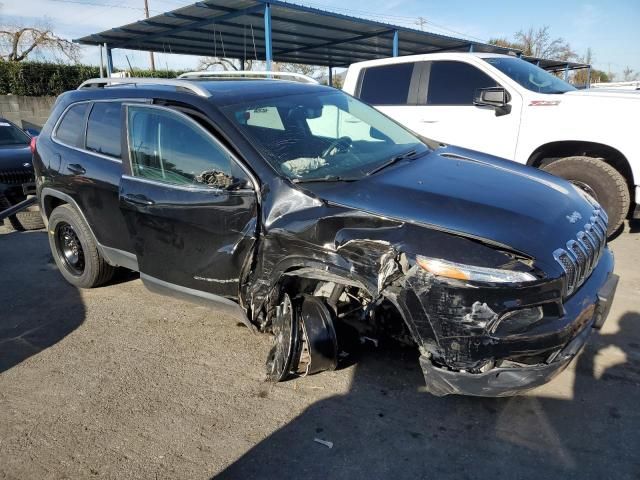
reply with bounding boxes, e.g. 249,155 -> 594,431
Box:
0,62 -> 186,97
126,67 -> 188,79
0,62 -> 100,96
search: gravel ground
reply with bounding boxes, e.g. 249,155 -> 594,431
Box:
0,223 -> 638,480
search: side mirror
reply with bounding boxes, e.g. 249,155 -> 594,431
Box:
196,170 -> 251,190
473,87 -> 511,116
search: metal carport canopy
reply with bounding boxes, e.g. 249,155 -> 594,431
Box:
75,0 -> 588,72
74,0 -> 517,68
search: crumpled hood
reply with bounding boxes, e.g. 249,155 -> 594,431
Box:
0,145 -> 32,172
302,146 -> 598,269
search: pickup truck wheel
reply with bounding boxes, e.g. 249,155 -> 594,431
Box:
48,204 -> 114,288
541,156 -> 630,236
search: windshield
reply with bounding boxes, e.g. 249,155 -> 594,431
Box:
223,91 -> 427,181
484,57 -> 576,94
0,121 -> 30,146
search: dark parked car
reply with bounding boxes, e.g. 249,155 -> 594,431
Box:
33,77 -> 618,396
0,118 -> 44,230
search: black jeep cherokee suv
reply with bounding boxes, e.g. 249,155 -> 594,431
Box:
33,77 -> 618,396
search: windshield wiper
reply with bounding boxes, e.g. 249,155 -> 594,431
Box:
292,175 -> 358,184
365,149 -> 423,176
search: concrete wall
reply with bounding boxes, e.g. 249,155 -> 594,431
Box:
0,95 -> 56,132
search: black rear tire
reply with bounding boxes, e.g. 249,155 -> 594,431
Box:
48,204 -> 115,288
542,156 -> 630,236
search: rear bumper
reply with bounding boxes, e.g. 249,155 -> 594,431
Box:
419,272 -> 619,397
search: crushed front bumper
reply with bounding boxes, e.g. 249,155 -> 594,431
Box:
419,272 -> 619,397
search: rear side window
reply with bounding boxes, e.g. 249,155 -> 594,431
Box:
55,103 -> 89,147
127,105 -> 236,189
426,61 -> 497,105
86,102 -> 122,158
358,63 -> 414,105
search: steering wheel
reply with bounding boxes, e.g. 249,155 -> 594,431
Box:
321,136 -> 353,158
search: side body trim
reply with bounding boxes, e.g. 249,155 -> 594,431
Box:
140,273 -> 252,328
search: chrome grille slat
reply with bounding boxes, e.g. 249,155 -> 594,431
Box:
596,218 -> 607,235
566,241 -> 582,282
568,240 -> 588,283
577,232 -> 596,270
584,225 -> 601,253
554,208 -> 607,297
598,207 -> 609,224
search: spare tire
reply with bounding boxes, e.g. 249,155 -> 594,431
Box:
542,156 -> 629,236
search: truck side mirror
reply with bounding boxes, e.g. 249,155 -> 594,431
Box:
474,87 -> 512,117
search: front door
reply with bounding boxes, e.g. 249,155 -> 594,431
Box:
119,104 -> 258,299
382,60 -> 523,161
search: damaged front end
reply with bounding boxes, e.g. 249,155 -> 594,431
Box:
250,191 -> 617,396
386,246 -> 617,396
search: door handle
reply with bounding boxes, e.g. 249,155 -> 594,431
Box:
123,193 -> 155,206
419,119 -> 439,123
67,163 -> 86,175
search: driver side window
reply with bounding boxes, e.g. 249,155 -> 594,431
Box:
425,61 -> 498,105
127,105 -> 241,189
306,105 -> 379,141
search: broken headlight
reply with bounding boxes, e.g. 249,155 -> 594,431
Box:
416,256 -> 536,284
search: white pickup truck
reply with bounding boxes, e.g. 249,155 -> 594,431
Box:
343,52 -> 638,235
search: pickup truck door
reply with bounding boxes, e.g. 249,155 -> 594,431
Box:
380,60 -> 522,161
119,104 -> 258,300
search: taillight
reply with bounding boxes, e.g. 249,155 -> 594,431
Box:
30,136 -> 37,154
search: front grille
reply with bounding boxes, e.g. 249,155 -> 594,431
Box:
0,169 -> 35,185
553,208 -> 607,296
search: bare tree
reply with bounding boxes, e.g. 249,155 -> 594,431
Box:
490,26 -> 575,61
514,26 -> 575,60
622,66 -> 639,81
197,57 -> 263,71
276,62 -> 322,79
487,37 -> 521,52
0,24 -> 79,62
572,48 -> 593,85
196,57 -> 322,80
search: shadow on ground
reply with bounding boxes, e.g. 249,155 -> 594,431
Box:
0,230 -> 86,373
215,312 -> 640,480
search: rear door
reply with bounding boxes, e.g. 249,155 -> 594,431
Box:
357,61 -> 421,130
119,104 -> 258,299
52,100 -> 135,254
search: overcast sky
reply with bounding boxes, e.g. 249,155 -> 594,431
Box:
2,0 -> 639,77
